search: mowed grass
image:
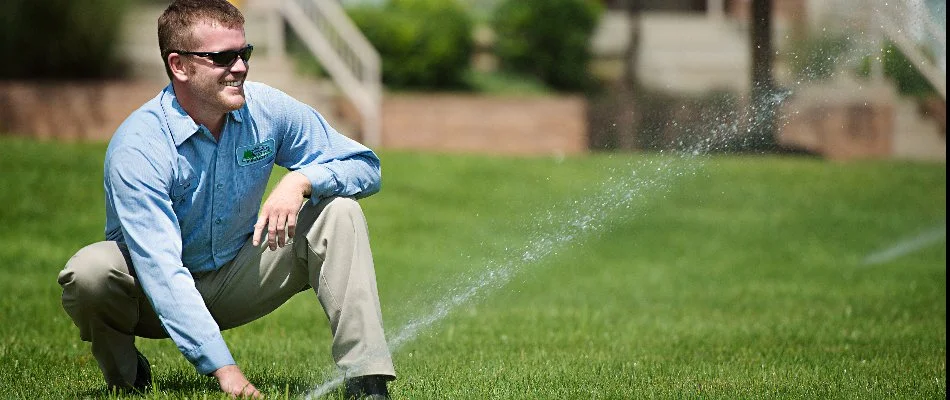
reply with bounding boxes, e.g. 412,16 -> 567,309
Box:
0,136 -> 944,399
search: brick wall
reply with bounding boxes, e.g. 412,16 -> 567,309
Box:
1,83 -> 590,157
0,81 -> 164,141
7,81 -> 925,161
381,94 -> 588,155
778,83 -> 895,160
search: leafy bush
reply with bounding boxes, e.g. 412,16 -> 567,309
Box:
0,0 -> 130,79
462,70 -> 551,95
873,41 -> 938,97
347,0 -> 474,90
786,33 -> 852,82
491,0 -> 602,92
791,33 -> 938,98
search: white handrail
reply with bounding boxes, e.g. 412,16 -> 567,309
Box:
871,0 -> 946,99
279,0 -> 382,146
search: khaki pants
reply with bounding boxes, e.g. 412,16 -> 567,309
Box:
58,197 -> 395,387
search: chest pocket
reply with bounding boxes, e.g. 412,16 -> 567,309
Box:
170,161 -> 199,203
170,178 -> 196,203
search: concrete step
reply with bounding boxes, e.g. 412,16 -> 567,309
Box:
639,13 -> 749,94
640,13 -> 748,48
119,4 -> 166,82
251,58 -> 350,136
592,11 -> 750,94
118,46 -> 167,83
593,11 -> 747,54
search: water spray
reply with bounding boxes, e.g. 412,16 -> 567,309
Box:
301,83 -> 799,398
862,220 -> 947,265
299,5 -> 947,391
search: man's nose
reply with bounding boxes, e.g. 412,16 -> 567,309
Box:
230,56 -> 249,73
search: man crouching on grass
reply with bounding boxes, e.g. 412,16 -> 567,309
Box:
56,0 -> 395,398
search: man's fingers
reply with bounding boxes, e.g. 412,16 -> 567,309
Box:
252,216 -> 267,246
238,382 -> 261,398
267,214 -> 278,250
257,188 -> 303,249
226,384 -> 260,399
276,214 -> 287,247
287,212 -> 297,240
213,365 -> 261,398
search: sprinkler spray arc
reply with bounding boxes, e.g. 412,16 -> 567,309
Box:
302,84 -> 794,399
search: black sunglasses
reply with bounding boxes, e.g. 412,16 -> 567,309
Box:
172,44 -> 254,67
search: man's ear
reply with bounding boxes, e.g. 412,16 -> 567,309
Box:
168,53 -> 189,82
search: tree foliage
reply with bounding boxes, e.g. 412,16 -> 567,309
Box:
347,0 -> 474,90
0,0 -> 131,79
491,0 -> 602,92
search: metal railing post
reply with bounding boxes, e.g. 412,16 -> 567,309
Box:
278,0 -> 383,146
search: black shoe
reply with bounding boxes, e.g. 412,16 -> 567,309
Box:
132,349 -> 152,392
107,349 -> 152,394
344,375 -> 391,400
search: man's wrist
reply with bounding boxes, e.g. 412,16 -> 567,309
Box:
212,364 -> 240,379
287,171 -> 313,197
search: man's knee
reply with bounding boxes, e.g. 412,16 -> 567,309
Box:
302,197 -> 366,231
59,241 -> 133,303
322,196 -> 364,219
298,197 -> 370,256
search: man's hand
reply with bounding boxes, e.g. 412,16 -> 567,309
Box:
253,171 -> 312,250
212,365 -> 261,398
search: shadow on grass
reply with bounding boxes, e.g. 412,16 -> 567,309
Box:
249,370 -> 346,399
72,370 -> 325,399
73,377 -> 216,399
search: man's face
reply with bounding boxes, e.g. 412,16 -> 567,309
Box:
182,22 -> 249,114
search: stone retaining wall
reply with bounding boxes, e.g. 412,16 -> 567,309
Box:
381,94 -> 588,156
779,100 -> 894,160
777,82 -> 896,161
3,81 -> 940,161
0,81 -> 164,141
1,82 -> 590,157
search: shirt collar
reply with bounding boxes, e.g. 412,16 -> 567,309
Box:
160,83 -> 245,147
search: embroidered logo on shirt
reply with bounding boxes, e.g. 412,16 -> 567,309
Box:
236,139 -> 275,166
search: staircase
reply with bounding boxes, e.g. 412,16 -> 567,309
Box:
590,4 -> 945,161
847,0 -> 946,160
264,0 -> 381,146
639,12 -> 750,94
869,0 -> 946,100
591,11 -> 750,94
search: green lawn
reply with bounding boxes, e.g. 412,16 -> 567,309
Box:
0,136 -> 944,399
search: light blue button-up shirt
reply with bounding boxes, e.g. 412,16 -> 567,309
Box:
103,82 -> 381,374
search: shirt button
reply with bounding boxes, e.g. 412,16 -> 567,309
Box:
216,183 -> 224,190
215,218 -> 223,225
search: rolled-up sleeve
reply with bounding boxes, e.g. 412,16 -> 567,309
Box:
268,90 -> 381,200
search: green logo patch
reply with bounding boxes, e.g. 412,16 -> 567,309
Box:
236,139 -> 275,166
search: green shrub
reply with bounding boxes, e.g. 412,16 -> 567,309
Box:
791,33 -> 938,98
462,70 -> 552,95
876,41 -> 938,97
786,33 -> 852,82
347,0 -> 474,90
491,0 -> 602,92
0,0 -> 130,79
